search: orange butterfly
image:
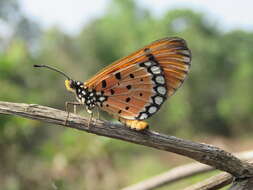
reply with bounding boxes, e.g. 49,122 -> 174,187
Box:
34,37 -> 191,130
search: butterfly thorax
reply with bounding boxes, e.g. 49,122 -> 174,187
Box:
65,80 -> 107,111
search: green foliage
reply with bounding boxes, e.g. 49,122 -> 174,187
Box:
1,0 -> 253,189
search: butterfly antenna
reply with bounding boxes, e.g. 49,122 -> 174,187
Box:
33,64 -> 71,80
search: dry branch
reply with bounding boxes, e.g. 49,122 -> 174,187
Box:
0,101 -> 253,182
229,177 -> 253,190
183,160 -> 253,190
183,172 -> 232,190
122,151 -> 253,190
122,163 -> 212,190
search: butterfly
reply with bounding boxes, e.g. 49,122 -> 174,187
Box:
34,37 -> 191,130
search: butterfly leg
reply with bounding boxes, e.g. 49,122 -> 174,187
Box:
73,104 -> 77,114
65,102 -> 83,125
93,107 -> 100,125
87,110 -> 93,128
96,107 -> 100,120
87,107 -> 100,128
118,117 -> 149,130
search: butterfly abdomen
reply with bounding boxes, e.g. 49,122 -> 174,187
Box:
118,118 -> 149,130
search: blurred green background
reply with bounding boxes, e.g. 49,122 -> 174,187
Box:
0,0 -> 253,189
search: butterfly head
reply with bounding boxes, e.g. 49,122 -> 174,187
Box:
64,79 -> 74,92
33,64 -> 103,111
64,79 -> 88,99
64,79 -> 82,93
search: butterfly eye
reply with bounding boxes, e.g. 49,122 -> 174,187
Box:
65,80 -> 75,92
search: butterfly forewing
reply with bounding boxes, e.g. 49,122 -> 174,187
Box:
85,37 -> 177,87
85,37 -> 191,121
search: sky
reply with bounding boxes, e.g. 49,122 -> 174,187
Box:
20,0 -> 253,34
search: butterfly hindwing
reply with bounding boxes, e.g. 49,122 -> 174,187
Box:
97,64 -> 156,120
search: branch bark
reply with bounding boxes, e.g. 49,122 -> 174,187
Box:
183,174 -> 253,190
183,172 -> 232,190
183,160 -> 253,190
0,101 -> 253,181
229,177 -> 253,190
122,151 -> 253,190
122,163 -> 212,190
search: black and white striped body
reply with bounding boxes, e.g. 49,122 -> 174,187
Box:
72,81 -> 107,112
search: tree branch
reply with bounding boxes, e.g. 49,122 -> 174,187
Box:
183,172 -> 232,190
0,101 -> 253,180
122,151 -> 253,190
183,160 -> 253,190
122,163 -> 212,190
229,177 -> 253,190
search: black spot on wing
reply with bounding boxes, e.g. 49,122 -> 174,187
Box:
144,48 -> 150,52
139,62 -> 145,67
147,53 -> 155,61
102,80 -> 107,88
110,89 -> 115,95
129,73 -> 135,78
115,72 -> 121,80
126,85 -> 132,90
